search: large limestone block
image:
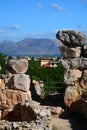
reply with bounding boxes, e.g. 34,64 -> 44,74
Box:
6,59 -> 28,74
80,70 -> 87,91
59,45 -> 81,58
56,30 -> 86,47
70,58 -> 87,69
7,74 -> 31,92
64,69 -> 82,85
64,86 -> 81,107
0,89 -> 31,110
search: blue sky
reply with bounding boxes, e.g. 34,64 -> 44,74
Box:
0,0 -> 87,41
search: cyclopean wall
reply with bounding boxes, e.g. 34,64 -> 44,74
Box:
56,30 -> 87,115
0,59 -> 31,120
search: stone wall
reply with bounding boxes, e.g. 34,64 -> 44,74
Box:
56,30 -> 87,116
0,59 -> 53,130
0,59 -> 31,120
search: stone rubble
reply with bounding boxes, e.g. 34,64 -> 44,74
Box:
0,100 -> 52,130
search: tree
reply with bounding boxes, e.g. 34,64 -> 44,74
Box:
0,53 -> 6,74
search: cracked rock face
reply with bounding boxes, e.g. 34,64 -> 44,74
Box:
56,30 -> 86,47
6,59 -> 28,74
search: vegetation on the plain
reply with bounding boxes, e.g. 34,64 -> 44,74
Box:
0,53 -> 65,94
26,58 -> 65,94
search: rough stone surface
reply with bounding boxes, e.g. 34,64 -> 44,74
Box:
64,69 -> 82,85
50,106 -> 64,115
56,29 -> 87,118
33,80 -> 41,96
59,45 -> 81,58
7,74 -> 31,92
0,100 -> 52,130
0,79 -> 5,89
70,58 -> 87,69
64,86 -> 81,107
59,59 -> 70,71
56,30 -> 86,47
6,59 -> 28,74
0,89 -> 31,110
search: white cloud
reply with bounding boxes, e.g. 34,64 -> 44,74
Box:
6,24 -> 20,30
11,24 -> 20,30
52,3 -> 63,11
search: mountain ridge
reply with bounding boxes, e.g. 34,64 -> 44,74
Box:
0,38 -> 61,56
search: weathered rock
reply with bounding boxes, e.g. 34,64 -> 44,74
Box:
0,89 -> 31,110
59,45 -> 81,58
56,30 -> 86,47
59,59 -> 70,71
33,80 -> 41,96
64,69 -> 82,85
0,79 -> 5,89
70,58 -> 87,69
7,74 -> 31,92
6,59 -> 28,74
64,86 -> 81,107
56,30 -> 87,118
80,70 -> 87,91
50,106 -> 64,115
8,100 -> 51,122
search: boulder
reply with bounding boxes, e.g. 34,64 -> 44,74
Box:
64,86 -> 81,107
7,74 -> 31,92
56,30 -> 86,47
64,69 -> 82,85
70,58 -> 87,69
0,89 -> 31,110
6,59 -> 28,74
59,45 -> 81,58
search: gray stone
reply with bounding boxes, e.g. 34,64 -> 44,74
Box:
6,59 -> 28,74
39,109 -> 51,117
70,58 -> 87,69
59,59 -> 70,71
56,30 -> 86,47
59,45 -> 81,58
64,69 -> 82,85
7,74 -> 31,92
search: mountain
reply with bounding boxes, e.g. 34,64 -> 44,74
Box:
0,38 -> 61,56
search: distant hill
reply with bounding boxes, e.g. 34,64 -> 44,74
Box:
0,38 -> 61,56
